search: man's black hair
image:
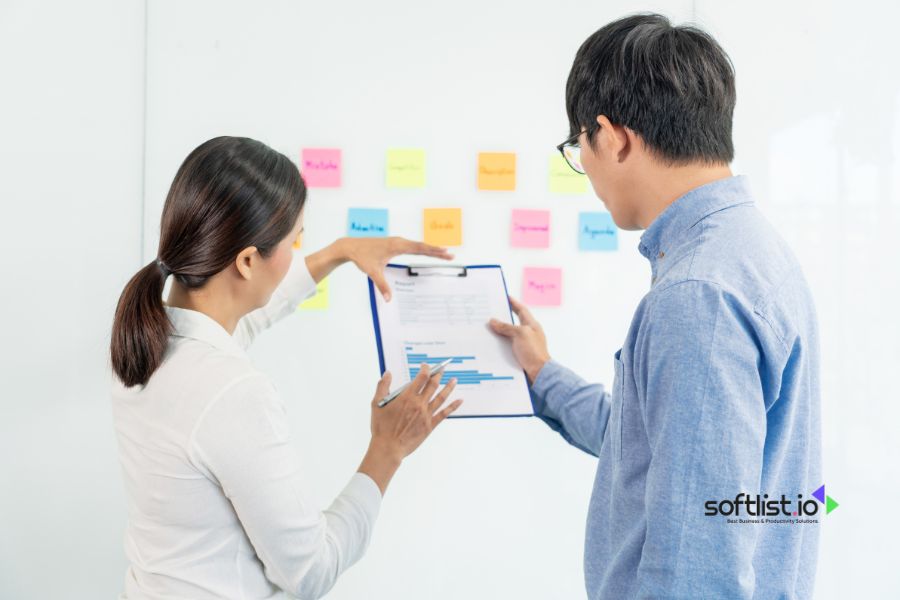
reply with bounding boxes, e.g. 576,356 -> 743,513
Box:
566,13 -> 736,165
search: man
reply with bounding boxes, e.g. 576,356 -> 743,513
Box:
489,14 -> 821,599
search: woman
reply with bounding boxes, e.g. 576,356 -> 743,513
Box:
109,136 -> 462,599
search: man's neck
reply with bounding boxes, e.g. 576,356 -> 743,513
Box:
636,163 -> 734,229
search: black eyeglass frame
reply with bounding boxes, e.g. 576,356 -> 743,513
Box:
555,127 -> 594,175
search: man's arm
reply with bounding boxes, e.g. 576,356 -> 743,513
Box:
634,280 -> 766,599
489,297 -> 611,457
529,359 -> 612,457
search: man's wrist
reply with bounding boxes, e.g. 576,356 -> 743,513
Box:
526,357 -> 550,384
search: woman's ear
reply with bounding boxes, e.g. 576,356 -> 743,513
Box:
235,246 -> 259,281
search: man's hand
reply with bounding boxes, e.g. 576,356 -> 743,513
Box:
488,296 -> 550,383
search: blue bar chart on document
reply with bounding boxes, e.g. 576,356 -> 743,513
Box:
371,264 -> 533,418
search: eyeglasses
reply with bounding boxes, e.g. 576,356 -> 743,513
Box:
556,130 -> 585,175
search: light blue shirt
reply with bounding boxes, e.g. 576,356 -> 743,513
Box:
531,176 -> 822,599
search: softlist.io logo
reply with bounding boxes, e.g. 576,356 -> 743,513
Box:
705,484 -> 839,524
811,484 -> 839,515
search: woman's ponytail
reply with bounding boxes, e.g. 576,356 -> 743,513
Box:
110,260 -> 172,387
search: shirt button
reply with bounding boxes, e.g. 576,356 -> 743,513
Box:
658,251 -> 665,258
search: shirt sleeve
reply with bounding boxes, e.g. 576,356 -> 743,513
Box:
529,359 -> 612,457
233,254 -> 318,349
190,374 -> 381,600
634,280 -> 766,599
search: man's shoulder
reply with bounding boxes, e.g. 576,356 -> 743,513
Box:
647,203 -> 816,350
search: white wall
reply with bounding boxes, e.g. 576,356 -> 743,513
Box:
0,0 -> 145,597
2,0 -> 898,598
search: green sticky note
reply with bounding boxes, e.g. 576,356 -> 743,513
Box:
386,148 -> 426,188
548,153 -> 588,194
298,277 -> 329,310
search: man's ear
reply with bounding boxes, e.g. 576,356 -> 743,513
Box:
235,246 -> 259,281
596,114 -> 631,163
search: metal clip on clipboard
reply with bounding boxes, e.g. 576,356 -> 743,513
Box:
406,265 -> 468,277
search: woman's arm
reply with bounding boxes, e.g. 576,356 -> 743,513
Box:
190,367 -> 461,598
234,237 -> 452,348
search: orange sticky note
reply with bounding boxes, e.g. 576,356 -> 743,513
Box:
423,208 -> 462,246
477,152 -> 516,191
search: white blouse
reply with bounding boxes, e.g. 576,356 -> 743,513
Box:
111,255 -> 382,599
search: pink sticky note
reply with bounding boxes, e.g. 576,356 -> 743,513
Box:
301,148 -> 341,188
510,209 -> 550,248
522,267 -> 562,306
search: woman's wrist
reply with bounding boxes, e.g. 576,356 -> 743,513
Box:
357,438 -> 403,496
305,238 -> 351,283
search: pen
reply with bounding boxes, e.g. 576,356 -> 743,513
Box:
378,357 -> 455,408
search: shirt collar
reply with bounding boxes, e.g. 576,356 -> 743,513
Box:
164,305 -> 247,358
638,175 -> 754,262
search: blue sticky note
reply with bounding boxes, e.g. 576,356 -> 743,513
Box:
578,212 -> 618,251
347,208 -> 389,238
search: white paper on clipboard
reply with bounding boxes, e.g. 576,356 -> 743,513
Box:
369,264 -> 533,418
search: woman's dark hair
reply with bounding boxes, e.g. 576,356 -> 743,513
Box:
566,13 -> 736,165
110,136 -> 306,387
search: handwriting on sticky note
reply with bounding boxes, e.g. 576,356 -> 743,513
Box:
522,267 -> 562,306
477,152 -> 516,191
298,277 -> 329,310
301,148 -> 341,188
510,209 -> 550,248
548,153 -> 588,194
386,149 -> 426,188
423,208 -> 462,246
347,208 -> 389,238
578,212 -> 618,251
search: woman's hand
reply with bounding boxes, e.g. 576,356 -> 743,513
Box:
305,237 -> 453,302
488,296 -> 551,383
357,365 -> 463,495
344,237 -> 453,301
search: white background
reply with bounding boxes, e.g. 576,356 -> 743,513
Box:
2,0 -> 898,598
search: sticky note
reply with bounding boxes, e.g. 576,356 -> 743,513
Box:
298,277 -> 329,310
347,208 -> 389,238
386,149 -> 426,188
510,209 -> 550,248
578,212 -> 618,251
548,153 -> 588,194
423,208 -> 462,246
301,148 -> 341,188
477,152 -> 516,191
522,267 -> 562,306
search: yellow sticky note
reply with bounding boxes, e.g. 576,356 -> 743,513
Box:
477,152 -> 516,191
298,277 -> 329,310
423,208 -> 462,246
548,153 -> 588,194
386,148 -> 426,188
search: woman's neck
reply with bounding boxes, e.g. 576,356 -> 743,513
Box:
165,278 -> 242,335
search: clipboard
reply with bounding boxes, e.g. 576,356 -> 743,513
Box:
368,263 -> 534,419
